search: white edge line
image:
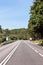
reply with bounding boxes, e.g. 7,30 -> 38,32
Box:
39,53 -> 43,57
25,42 -> 43,58
0,43 -> 20,65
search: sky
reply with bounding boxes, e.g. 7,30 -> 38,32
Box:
0,0 -> 33,29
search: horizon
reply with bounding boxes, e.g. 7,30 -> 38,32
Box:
0,0 -> 33,29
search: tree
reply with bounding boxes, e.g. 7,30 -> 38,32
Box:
5,29 -> 10,36
0,25 -> 2,33
28,0 -> 43,39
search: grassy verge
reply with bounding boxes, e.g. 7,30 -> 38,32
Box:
0,43 -> 2,46
38,40 -> 43,46
7,40 -> 14,43
0,40 -> 15,46
32,39 -> 43,46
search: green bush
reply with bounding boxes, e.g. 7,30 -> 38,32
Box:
0,37 -> 6,43
38,40 -> 43,46
2,37 -> 6,42
0,38 -> 2,43
40,40 -> 43,46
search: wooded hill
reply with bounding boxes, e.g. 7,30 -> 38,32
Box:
0,26 -> 29,44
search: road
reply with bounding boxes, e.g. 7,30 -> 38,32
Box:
0,40 -> 43,65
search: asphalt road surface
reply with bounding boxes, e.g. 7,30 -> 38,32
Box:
0,40 -> 43,65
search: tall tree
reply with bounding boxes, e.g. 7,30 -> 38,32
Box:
0,25 -> 2,33
28,0 -> 43,39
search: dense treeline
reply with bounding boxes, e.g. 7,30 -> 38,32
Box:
28,0 -> 43,40
10,28 -> 29,40
0,25 -> 30,43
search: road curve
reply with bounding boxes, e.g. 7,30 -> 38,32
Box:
0,40 -> 43,65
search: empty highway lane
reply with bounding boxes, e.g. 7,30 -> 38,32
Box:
0,40 -> 43,65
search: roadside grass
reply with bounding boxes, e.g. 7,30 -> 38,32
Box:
0,39 -> 15,47
0,43 -> 1,46
7,39 -> 14,44
0,42 -> 3,46
32,39 -> 43,46
38,40 -> 43,46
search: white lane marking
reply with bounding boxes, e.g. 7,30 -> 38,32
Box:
26,43 -> 39,53
0,43 -> 20,65
34,50 -> 38,53
25,42 -> 43,58
39,53 -> 43,57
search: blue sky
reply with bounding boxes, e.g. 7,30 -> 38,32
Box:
0,0 -> 33,29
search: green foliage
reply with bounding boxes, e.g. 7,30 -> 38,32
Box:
37,40 -> 43,46
5,29 -> 10,36
0,27 -> 30,44
0,25 -> 2,33
28,0 -> 43,39
10,28 -> 29,40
